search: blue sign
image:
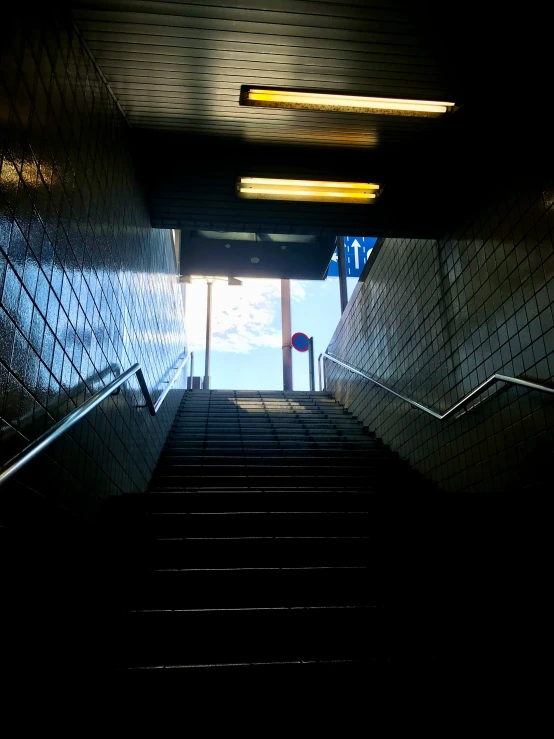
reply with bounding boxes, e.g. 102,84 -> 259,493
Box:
327,236 -> 377,278
291,332 -> 310,352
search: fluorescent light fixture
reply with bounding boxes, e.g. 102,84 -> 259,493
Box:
240,87 -> 456,117
237,177 -> 380,204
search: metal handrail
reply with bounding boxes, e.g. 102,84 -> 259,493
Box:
0,352 -> 190,488
136,351 -> 191,414
320,351 -> 554,421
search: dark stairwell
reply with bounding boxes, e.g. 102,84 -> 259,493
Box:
1,394 -> 524,689
86,390 -> 513,684
1,5 -> 544,692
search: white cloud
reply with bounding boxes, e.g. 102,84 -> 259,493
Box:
291,280 -> 310,302
185,277 -> 308,354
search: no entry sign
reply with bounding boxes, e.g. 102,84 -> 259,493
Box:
291,332 -> 310,352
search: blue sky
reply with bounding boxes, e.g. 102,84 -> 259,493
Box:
185,276 -> 358,390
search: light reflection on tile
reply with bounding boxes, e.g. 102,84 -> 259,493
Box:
0,14 -> 187,510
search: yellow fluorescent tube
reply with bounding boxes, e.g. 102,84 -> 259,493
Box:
236,178 -> 381,203
239,178 -> 379,190
243,89 -> 456,115
240,188 -> 376,199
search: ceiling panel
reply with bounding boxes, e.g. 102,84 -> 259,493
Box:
71,0 -> 457,149
69,1 -> 553,263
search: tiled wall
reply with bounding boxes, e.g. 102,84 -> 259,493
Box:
0,12 -> 187,515
326,178 -> 554,492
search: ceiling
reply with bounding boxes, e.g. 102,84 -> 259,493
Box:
70,1 -> 553,276
71,0 -> 457,150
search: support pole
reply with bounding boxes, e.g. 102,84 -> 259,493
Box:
318,353 -> 323,392
281,279 -> 293,391
308,337 -> 315,391
337,235 -> 348,314
204,280 -> 213,390
188,351 -> 194,389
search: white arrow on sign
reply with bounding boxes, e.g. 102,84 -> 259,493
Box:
351,238 -> 361,270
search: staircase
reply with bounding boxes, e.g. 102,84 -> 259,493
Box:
1,389 -> 522,692
100,390 -> 442,682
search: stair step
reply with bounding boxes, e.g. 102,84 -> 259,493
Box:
168,428 -> 364,436
149,477 -> 389,491
172,419 -> 356,423
180,402 -> 338,406
134,511 -> 370,538
107,607 -> 390,668
109,492 -> 377,513
173,416 -> 355,421
171,422 -> 361,430
115,567 -> 373,610
101,389 -> 440,673
177,410 -> 347,415
167,433 -> 368,441
140,536 -> 371,569
177,407 -> 347,413
162,440 -> 379,449
181,394 -> 334,399
154,465 -> 394,477
172,425 -> 356,431
146,486 -> 382,494
179,405 -> 342,411
151,486 -> 386,493
157,455 -> 393,465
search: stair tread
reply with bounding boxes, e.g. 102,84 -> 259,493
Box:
100,389 -> 436,672
120,512 -> 371,538
106,607 -> 390,668
114,568 -> 375,610
109,491 -> 378,512
136,537 -> 372,568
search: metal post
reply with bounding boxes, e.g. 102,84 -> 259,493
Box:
337,235 -> 348,313
204,279 -> 213,390
308,337 -> 315,391
188,351 -> 194,389
281,279 -> 293,391
318,353 -> 323,391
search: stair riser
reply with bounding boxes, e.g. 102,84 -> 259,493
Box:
110,492 -> 378,513
115,569 -> 375,610
158,457 -> 394,466
141,538 -> 372,569
167,433 -> 368,440
108,608 -> 390,668
153,465 -> 397,476
170,424 -> 362,431
149,484 -> 388,495
133,513 -> 370,538
161,442 -> 380,450
110,491 -> 380,512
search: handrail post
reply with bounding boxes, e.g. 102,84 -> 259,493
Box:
308,337 -> 315,391
189,351 -> 194,389
136,368 -> 156,415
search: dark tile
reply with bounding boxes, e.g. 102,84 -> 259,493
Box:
0,14 -> 186,505
328,180 -> 554,492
